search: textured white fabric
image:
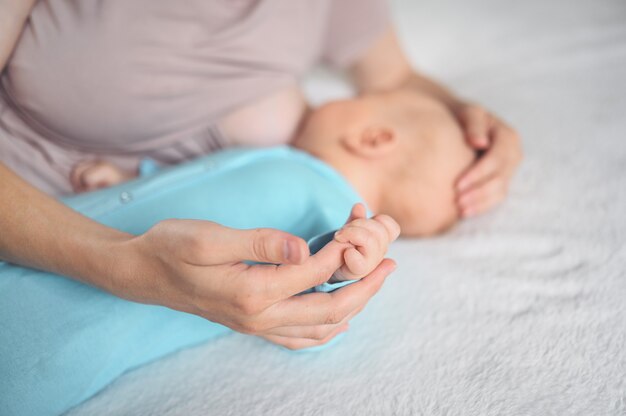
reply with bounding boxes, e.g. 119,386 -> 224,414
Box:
68,0 -> 626,414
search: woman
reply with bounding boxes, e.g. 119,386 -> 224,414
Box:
0,0 -> 521,351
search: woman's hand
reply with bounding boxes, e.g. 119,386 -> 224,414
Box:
122,219 -> 396,350
455,103 -> 523,217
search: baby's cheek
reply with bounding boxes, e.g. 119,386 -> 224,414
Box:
397,195 -> 458,237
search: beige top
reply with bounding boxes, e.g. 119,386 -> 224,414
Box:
0,0 -> 389,195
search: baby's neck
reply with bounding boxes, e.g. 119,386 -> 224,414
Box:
309,149 -> 382,214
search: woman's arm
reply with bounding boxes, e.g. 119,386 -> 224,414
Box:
0,163 -> 134,286
0,0 -> 36,71
348,27 -> 523,218
0,0 -> 137,280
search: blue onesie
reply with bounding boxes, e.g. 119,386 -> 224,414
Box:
0,147 -> 363,416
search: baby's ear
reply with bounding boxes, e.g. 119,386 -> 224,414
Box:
343,127 -> 398,158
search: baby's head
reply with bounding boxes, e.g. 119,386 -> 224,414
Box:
293,90 -> 476,236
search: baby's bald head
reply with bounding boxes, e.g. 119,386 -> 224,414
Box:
294,90 -> 476,236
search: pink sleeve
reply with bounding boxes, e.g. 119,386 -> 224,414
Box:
321,0 -> 391,68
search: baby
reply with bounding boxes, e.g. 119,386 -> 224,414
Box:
69,90 -> 475,280
71,90 -> 475,269
293,89 -> 476,237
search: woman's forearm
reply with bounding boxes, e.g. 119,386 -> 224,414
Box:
0,163 -> 133,292
0,1 -> 134,292
0,0 -> 37,71
349,27 -> 467,115
398,72 -> 467,114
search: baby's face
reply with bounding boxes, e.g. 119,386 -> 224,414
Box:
374,93 -> 476,236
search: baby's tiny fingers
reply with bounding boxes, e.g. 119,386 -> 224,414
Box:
338,218 -> 389,245
345,203 -> 367,224
344,247 -> 369,277
373,214 -> 401,241
334,225 -> 376,254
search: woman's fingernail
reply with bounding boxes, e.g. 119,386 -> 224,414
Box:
283,240 -> 292,262
285,240 -> 302,263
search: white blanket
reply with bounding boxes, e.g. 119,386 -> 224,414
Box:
68,0 -> 626,414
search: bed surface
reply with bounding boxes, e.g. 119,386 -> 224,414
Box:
69,0 -> 626,414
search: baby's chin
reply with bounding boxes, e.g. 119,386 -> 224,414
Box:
400,214 -> 459,237
391,186 -> 461,237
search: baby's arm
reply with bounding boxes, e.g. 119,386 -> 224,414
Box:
332,203 -> 400,282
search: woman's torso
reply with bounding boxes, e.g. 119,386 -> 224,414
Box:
0,0 -> 388,194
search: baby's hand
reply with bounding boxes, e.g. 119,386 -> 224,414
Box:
70,160 -> 137,193
332,203 -> 400,281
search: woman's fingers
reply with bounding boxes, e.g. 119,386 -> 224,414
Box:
456,119 -> 522,217
458,104 -> 492,149
265,322 -> 349,341
184,224 -> 311,265
259,322 -> 350,351
263,303 -> 364,341
458,177 -> 507,217
259,259 -> 395,329
208,250 -> 392,338
257,239 -> 349,302
457,102 -> 522,185
240,228 -> 311,265
457,151 -> 500,192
